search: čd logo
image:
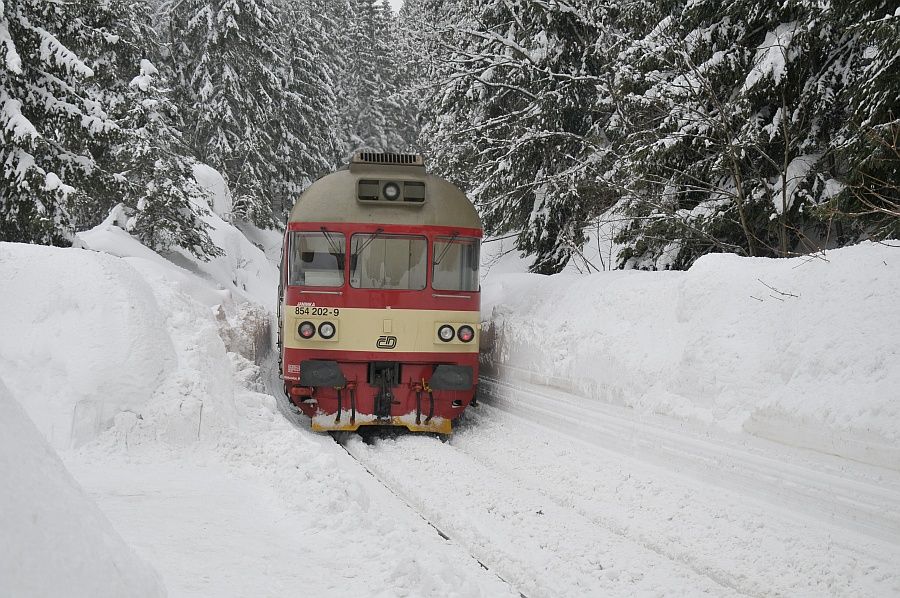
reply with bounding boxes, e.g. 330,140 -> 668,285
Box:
376,335 -> 397,349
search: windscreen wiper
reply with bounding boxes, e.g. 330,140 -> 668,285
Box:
433,232 -> 459,266
352,227 -> 384,256
320,226 -> 343,256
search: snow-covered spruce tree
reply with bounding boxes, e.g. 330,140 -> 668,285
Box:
338,0 -> 406,153
64,0 -> 221,259
274,0 -> 345,217
376,0 -> 419,151
115,58 -> 223,259
827,1 -> 900,240
168,0 -> 286,227
394,0 -> 429,148
421,0 -> 612,273
397,0 -> 466,155
299,0 -> 354,162
0,0 -> 117,245
611,0 -> 861,269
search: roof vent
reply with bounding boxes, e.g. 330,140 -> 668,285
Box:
352,152 -> 424,166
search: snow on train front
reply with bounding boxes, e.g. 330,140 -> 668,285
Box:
277,152 -> 482,434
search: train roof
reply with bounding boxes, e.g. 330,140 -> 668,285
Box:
287,153 -> 482,231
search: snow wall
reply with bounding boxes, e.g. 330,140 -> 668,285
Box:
482,243 -> 900,469
0,221 -> 279,595
0,379 -> 165,598
0,167 -> 284,596
0,243 -> 178,449
0,181 -> 281,452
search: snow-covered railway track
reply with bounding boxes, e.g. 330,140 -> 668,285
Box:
338,432 -> 745,597
333,434 -> 529,598
270,375 -> 899,596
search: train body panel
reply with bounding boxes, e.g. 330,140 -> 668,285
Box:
282,306 -> 480,354
278,153 -> 482,435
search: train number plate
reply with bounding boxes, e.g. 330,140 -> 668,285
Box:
294,306 -> 340,317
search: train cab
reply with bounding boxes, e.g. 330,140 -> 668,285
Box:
278,152 -> 482,434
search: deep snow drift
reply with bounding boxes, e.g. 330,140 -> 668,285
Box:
482,242 -> 900,469
0,379 -> 164,598
0,243 -> 177,449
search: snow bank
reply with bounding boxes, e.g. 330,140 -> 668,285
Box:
188,207 -> 279,309
0,380 -> 164,598
1,162 -> 279,451
192,162 -> 232,219
483,243 -> 900,468
188,163 -> 280,308
0,243 -> 177,449
100,255 -> 241,452
0,239 -> 260,452
80,161 -> 281,313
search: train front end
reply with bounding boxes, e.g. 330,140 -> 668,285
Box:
278,153 -> 481,434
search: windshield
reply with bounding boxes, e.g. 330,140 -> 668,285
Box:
433,236 -> 480,292
350,233 -> 427,290
288,231 -> 345,287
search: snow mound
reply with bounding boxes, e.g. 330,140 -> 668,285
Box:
78,215 -> 234,309
0,380 -> 165,598
189,208 -> 279,308
88,253 -> 250,455
192,162 -> 232,219
186,163 -> 280,308
79,202 -> 279,311
483,243 -> 900,468
0,241 -> 252,454
0,243 -> 177,449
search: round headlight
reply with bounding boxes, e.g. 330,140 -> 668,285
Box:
457,325 -> 475,343
438,324 -> 455,342
298,321 -> 316,339
383,182 -> 401,201
318,321 -> 336,339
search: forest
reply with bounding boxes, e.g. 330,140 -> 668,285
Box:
1,0 -> 898,272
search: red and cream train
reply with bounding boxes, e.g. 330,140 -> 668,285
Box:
277,153 -> 481,434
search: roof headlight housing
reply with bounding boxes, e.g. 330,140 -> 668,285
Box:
383,182 -> 401,201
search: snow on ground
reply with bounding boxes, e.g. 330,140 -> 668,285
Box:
482,242 -> 900,469
346,395 -> 900,597
0,379 -> 165,598
0,243 -> 178,449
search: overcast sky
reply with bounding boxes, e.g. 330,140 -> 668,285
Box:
388,0 -> 403,13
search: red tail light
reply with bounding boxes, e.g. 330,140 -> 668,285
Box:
298,321 -> 316,339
